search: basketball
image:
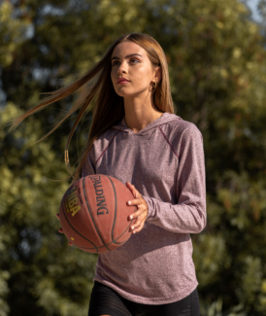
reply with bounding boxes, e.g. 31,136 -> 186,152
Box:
59,174 -> 137,254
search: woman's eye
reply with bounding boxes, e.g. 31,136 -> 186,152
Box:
130,58 -> 139,64
112,59 -> 139,67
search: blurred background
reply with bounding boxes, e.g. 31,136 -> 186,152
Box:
0,0 -> 266,315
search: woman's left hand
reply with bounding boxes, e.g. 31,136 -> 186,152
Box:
126,182 -> 148,234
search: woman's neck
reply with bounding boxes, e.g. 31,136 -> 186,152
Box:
123,95 -> 162,133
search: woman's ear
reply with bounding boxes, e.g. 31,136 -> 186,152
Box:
154,66 -> 162,83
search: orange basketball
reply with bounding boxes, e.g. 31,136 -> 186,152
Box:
59,175 -> 137,253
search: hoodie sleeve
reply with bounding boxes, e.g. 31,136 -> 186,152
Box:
143,125 -> 206,234
81,149 -> 96,177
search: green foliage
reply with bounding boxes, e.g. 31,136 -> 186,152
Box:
0,103 -> 97,315
1,0 -> 266,314
0,1 -> 29,67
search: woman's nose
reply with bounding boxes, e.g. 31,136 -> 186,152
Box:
117,62 -> 127,74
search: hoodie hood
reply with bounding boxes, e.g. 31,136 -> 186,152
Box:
112,112 -> 181,135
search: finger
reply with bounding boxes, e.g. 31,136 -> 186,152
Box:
132,218 -> 146,233
126,181 -> 134,190
56,213 -> 60,220
131,212 -> 147,228
129,212 -> 147,226
127,200 -> 141,214
132,222 -> 145,234
127,197 -> 146,206
126,182 -> 135,189
126,182 -> 138,198
128,211 -> 142,221
58,227 -> 63,233
128,195 -> 148,208
126,182 -> 136,196
128,207 -> 148,220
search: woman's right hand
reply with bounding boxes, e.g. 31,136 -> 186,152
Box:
57,213 -> 73,246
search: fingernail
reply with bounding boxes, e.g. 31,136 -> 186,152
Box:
128,201 -> 131,205
130,215 -> 133,220
58,228 -> 63,233
131,226 -> 134,230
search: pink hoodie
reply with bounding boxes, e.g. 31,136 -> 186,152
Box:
82,112 -> 206,305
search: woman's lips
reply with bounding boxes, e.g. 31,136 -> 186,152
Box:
117,79 -> 130,84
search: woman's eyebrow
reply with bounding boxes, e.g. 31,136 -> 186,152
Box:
111,53 -> 142,61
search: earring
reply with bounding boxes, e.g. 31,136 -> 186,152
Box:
153,81 -> 158,89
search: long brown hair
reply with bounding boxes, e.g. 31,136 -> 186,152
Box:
11,33 -> 174,181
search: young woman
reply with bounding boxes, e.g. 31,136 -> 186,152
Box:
12,33 -> 206,316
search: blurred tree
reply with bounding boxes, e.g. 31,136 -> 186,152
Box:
0,2 -> 97,316
1,0 -> 266,315
0,103 -> 97,316
0,0 -> 28,67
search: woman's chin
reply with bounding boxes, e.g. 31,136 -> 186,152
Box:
115,89 -> 146,100
115,91 -> 133,98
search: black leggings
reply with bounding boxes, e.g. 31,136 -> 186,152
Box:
88,281 -> 200,316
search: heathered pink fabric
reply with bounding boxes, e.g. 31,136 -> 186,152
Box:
82,112 -> 206,305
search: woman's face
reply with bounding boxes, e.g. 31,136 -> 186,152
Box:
111,41 -> 158,99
